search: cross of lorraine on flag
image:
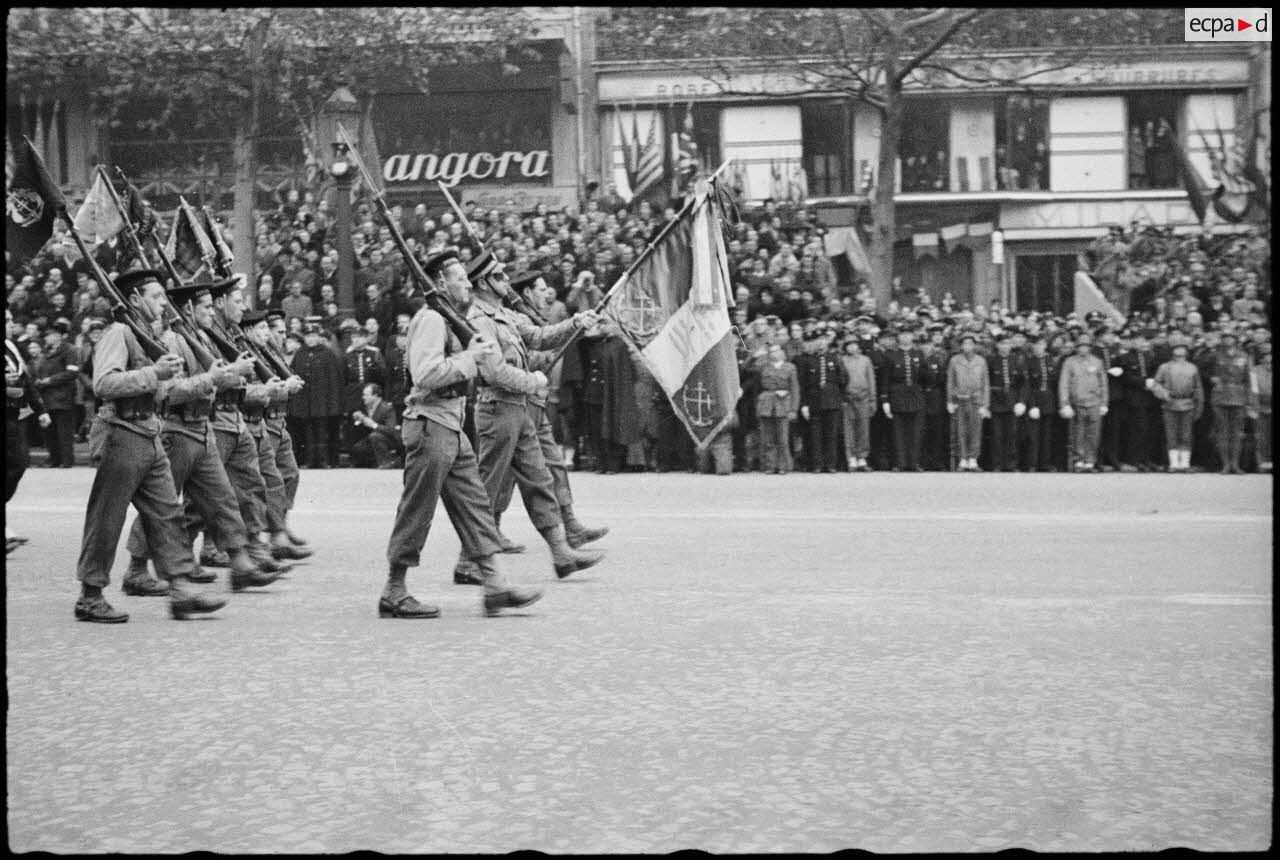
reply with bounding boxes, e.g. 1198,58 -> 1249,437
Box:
604,176 -> 740,449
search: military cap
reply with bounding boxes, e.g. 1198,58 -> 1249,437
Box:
167,272 -> 239,304
112,268 -> 167,296
423,250 -> 461,281
51,319 -> 71,335
509,270 -> 543,292
265,309 -> 285,324
958,331 -> 978,344
241,308 -> 269,326
465,248 -> 500,281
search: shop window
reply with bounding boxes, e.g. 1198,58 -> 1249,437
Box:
995,96 -> 1050,190
1126,92 -> 1181,189
1015,254 -> 1077,315
802,100 -> 853,196
899,99 -> 949,192
373,90 -> 553,164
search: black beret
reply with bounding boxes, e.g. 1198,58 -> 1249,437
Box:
424,251 -> 460,281
266,309 -> 285,324
465,248 -> 500,281
241,309 -> 269,326
113,269 -> 167,296
168,272 -> 239,303
509,270 -> 543,292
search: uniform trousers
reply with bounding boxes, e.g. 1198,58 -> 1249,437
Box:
1161,410 -> 1194,450
954,400 -> 983,461
891,411 -> 924,470
6,414 -> 29,501
758,416 -> 792,473
45,407 -> 77,467
77,419 -> 197,588
188,426 -> 267,540
1125,397 -> 1159,466
922,412 -> 948,470
474,399 -> 561,532
267,421 -> 300,510
386,417 -> 502,570
988,411 -> 1017,471
808,408 -> 841,471
126,425 -> 249,562
493,402 -> 572,519
1026,414 -> 1055,471
250,424 -> 288,532
841,404 -> 871,460
1100,405 -> 1124,467
1069,406 -> 1103,466
1214,404 -> 1246,466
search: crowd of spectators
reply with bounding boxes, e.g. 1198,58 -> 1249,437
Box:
6,179 -> 1271,476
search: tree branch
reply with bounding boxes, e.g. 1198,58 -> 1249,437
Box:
894,9 -> 983,85
901,8 -> 951,31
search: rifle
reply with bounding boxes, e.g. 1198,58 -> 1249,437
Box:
99,166 -> 221,370
338,124 -> 479,346
436,180 -> 548,325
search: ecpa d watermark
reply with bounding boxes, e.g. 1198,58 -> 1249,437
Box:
1185,8 -> 1272,40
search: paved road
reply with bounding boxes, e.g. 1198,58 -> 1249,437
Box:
6,468 -> 1272,852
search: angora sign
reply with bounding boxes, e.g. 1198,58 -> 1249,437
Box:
381,150 -> 551,186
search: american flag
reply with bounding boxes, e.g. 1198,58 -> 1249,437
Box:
634,111 -> 665,199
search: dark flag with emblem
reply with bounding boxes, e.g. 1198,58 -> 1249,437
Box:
6,136 -> 62,265
604,176 -> 740,449
163,196 -> 216,281
196,206 -> 235,277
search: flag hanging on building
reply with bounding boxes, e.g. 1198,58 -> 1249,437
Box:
6,136 -> 63,264
71,170 -> 125,247
671,102 -> 700,196
1169,124 -> 1210,223
1200,124 -> 1265,223
822,225 -> 871,280
164,196 -> 217,282
634,111 -> 665,200
611,107 -> 635,204
785,160 -> 808,203
604,177 -> 740,449
197,206 -> 235,277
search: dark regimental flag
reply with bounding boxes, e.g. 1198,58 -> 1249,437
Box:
123,178 -> 157,238
604,176 -> 740,449
71,170 -> 124,247
6,136 -> 63,264
163,196 -> 217,281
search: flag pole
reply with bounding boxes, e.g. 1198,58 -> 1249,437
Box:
540,159 -> 734,371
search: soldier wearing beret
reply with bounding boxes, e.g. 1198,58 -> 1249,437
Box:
73,270 -> 226,623
382,250 -> 542,618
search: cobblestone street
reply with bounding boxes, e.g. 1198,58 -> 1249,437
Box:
5,469 -> 1272,852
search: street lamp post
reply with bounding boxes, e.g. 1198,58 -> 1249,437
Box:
330,140 -> 355,316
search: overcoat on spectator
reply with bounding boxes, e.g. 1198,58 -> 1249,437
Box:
289,341 -> 343,419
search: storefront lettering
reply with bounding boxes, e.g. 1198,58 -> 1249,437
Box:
1003,199 -> 1198,230
382,150 -> 551,185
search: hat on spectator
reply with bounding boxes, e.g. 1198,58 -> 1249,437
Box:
423,250 -> 460,281
958,332 -> 977,344
51,319 -> 71,335
241,309 -> 269,326
465,248 -> 500,281
112,268 -> 167,296
87,318 -> 107,332
338,317 -> 361,332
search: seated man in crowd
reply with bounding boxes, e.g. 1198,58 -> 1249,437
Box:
348,382 -> 403,469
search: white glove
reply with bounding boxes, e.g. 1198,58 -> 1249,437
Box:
1144,378 -> 1156,390
1060,405 -> 1075,420
1013,402 -> 1026,417
531,370 -> 549,389
1029,407 -> 1041,420
800,405 -> 810,420
882,402 -> 893,419
1100,405 -> 1109,417
1108,366 -> 1123,377
946,402 -> 957,415
979,407 -> 991,419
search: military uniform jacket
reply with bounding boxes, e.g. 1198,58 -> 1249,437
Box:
840,353 -> 877,418
466,296 -> 576,405
946,353 -> 990,410
878,347 -> 925,413
1059,353 -> 1108,409
1117,348 -> 1158,406
920,351 -> 949,415
756,359 -> 800,418
402,306 -> 483,433
1209,347 -> 1257,408
799,350 -> 847,411
987,352 -> 1028,413
343,345 -> 385,413
92,322 -> 163,438
157,329 -> 224,443
1024,352 -> 1058,413
1152,359 -> 1204,416
6,338 -> 46,418
1095,344 -> 1126,403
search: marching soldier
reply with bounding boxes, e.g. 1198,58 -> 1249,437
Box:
74,270 -> 226,622
798,328 -> 847,472
879,325 -> 926,472
6,307 -> 51,553
986,333 -> 1028,472
382,250 -> 541,618
484,270 -> 609,563
120,274 -> 282,597
1023,334 -> 1059,472
459,251 -> 604,579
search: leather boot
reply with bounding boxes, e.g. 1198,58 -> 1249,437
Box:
453,554 -> 483,585
563,505 -> 609,549
494,514 -> 525,554
122,557 -> 170,596
169,577 -> 228,619
541,524 -> 603,579
476,554 -> 542,616
230,548 -> 282,591
247,541 -> 292,574
284,525 -> 309,546
199,543 -> 231,568
270,531 -> 313,561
